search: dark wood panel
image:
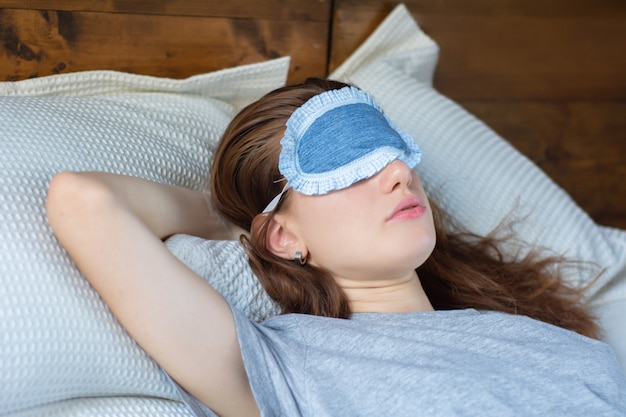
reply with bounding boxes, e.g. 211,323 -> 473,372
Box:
0,9 -> 328,83
425,16 -> 626,101
330,0 -> 626,100
329,0 -> 626,19
0,0 -> 331,21
462,100 -> 626,229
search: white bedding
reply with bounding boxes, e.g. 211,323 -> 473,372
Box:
0,61 -> 286,416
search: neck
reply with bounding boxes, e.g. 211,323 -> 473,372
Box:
337,271 -> 434,314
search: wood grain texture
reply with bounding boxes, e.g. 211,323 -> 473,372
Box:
0,0 -> 330,21
331,0 -> 626,228
330,0 -> 626,100
0,7 -> 329,83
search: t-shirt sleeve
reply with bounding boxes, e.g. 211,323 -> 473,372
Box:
168,304 -> 306,417
229,304 -> 307,416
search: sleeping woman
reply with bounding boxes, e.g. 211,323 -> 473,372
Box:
46,77 -> 626,416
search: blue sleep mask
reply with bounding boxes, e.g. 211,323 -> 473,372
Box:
262,86 -> 422,213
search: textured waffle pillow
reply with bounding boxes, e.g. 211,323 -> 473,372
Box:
0,61 -> 285,416
331,4 -> 626,370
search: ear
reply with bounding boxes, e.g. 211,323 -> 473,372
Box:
260,213 -> 304,261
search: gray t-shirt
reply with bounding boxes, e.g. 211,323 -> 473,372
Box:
175,307 -> 626,416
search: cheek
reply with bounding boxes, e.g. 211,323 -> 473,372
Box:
291,181 -> 436,275
296,194 -> 370,263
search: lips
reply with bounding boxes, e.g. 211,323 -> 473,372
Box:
387,195 -> 426,221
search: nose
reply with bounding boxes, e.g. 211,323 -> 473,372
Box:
378,159 -> 412,193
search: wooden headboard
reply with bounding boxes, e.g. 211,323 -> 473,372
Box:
2,0 -> 625,229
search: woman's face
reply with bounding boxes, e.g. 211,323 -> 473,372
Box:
280,159 -> 436,283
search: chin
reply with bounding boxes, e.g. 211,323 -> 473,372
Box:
391,245 -> 434,272
377,225 -> 436,270
409,239 -> 436,269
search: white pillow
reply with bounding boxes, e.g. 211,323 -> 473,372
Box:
0,59 -> 287,416
330,4 -> 626,370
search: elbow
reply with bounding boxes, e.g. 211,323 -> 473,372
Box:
46,172 -> 113,237
47,172 -> 82,226
46,171 -> 79,230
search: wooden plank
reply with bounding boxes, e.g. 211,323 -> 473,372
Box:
329,0 -> 625,19
461,100 -> 626,229
0,9 -> 328,83
425,16 -> 626,101
330,0 -> 626,100
0,0 -> 331,21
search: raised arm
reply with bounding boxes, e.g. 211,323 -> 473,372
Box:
46,172 -> 259,417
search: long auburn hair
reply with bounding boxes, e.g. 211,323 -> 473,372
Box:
211,77 -> 599,339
